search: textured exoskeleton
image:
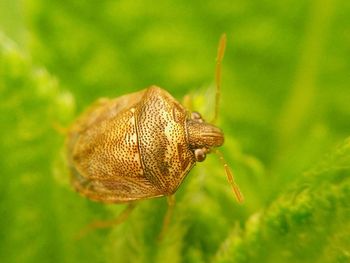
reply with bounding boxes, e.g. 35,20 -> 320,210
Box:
67,86 -> 224,203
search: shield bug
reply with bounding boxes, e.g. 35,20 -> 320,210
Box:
66,34 -> 243,234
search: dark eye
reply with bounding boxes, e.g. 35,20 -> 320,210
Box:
194,149 -> 206,162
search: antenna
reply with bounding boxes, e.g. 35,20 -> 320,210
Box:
212,33 -> 227,124
214,149 -> 244,203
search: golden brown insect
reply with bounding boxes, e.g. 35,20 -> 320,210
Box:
66,34 -> 243,234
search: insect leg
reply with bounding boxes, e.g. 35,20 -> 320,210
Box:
75,202 -> 137,239
158,195 -> 176,241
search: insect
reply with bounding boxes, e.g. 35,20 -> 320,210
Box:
66,34 -> 243,235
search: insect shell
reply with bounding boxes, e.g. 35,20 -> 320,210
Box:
66,86 -> 224,203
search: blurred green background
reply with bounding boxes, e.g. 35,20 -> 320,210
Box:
1,0 -> 350,262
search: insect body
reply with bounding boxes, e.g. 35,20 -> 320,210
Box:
66,34 -> 243,219
67,86 -> 225,202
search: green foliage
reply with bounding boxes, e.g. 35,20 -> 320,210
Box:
214,139 -> 350,263
1,0 -> 350,262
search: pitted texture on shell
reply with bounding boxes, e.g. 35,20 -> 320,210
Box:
137,87 -> 195,194
73,108 -> 142,179
187,120 -> 224,149
67,86 -> 195,203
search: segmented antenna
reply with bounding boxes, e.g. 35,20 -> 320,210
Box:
214,149 -> 244,203
212,33 -> 227,124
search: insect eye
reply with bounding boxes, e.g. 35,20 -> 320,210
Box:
191,111 -> 203,122
194,149 -> 206,162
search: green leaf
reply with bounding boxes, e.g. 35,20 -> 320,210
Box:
1,0 -> 350,262
214,139 -> 350,263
